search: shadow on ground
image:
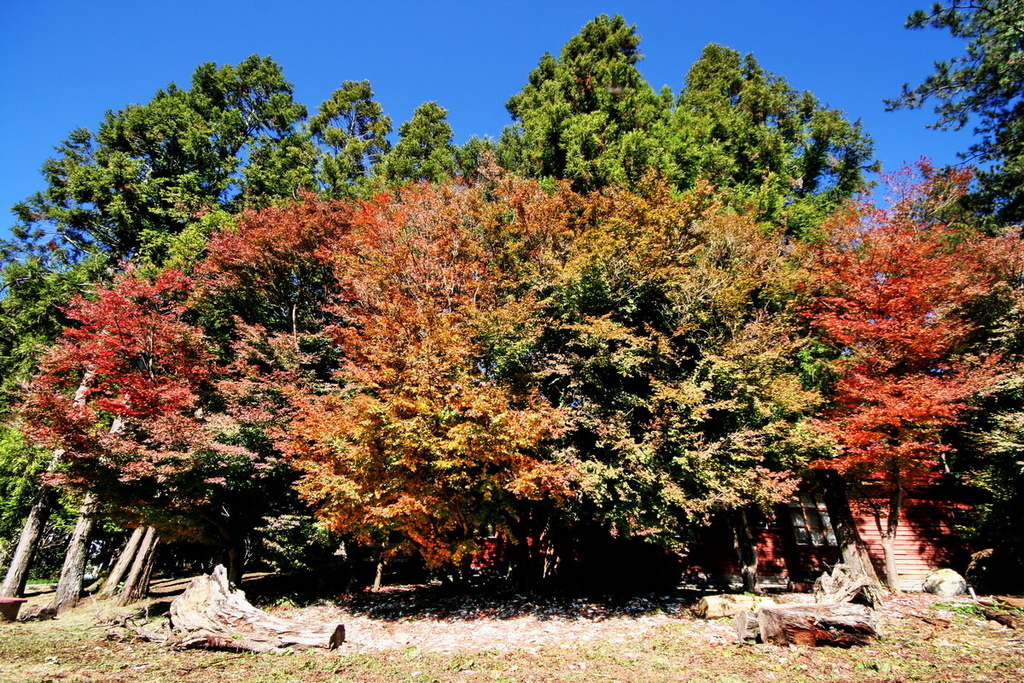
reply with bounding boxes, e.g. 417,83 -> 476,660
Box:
320,583 -> 696,621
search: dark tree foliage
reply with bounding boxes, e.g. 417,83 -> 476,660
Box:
500,16 -> 875,234
5,55 -> 312,269
672,44 -> 876,235
501,15 -> 668,192
888,1 -> 1024,224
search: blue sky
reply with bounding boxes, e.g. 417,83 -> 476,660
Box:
0,1 -> 977,240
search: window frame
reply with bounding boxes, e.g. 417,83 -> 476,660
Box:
788,492 -> 838,547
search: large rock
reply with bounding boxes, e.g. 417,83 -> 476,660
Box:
922,568 -> 967,596
695,594 -> 775,619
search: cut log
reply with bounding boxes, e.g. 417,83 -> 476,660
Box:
166,565 -> 344,652
735,609 -> 760,641
995,596 -> 1024,610
756,604 -> 876,647
696,594 -> 775,619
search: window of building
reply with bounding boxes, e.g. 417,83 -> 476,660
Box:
788,492 -> 838,547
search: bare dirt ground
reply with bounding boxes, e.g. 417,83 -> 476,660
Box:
2,577 -> 1024,682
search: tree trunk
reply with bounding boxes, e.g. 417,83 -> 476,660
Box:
225,542 -> 245,587
814,563 -> 884,607
877,483 -> 905,592
204,511 -> 246,588
50,492 -> 96,614
97,527 -> 146,599
117,527 -> 159,606
818,469 -> 887,604
730,506 -> 760,594
0,542 -> 10,577
0,484 -> 58,598
50,413 -> 121,614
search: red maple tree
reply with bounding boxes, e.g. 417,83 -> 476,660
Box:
19,269 -> 251,532
805,165 -> 1014,588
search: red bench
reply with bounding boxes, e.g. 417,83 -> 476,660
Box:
0,597 -> 28,622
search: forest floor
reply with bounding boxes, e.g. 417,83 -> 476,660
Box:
2,576 -> 1023,682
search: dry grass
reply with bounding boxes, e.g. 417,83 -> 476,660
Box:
2,582 -> 1023,683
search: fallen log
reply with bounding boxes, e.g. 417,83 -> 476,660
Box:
163,565 -> 345,652
755,603 -> 876,647
995,596 -> 1024,610
978,606 -> 1024,630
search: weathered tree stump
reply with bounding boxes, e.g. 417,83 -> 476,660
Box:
163,565 -> 345,652
0,597 -> 27,622
754,604 -> 876,647
814,563 -> 887,608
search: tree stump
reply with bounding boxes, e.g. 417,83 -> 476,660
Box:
165,565 -> 345,652
814,563 -> 887,607
755,604 -> 876,647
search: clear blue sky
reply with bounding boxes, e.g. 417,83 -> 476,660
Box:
0,0 -> 976,240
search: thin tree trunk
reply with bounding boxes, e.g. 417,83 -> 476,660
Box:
8,372 -> 96,603
97,527 -> 146,600
204,511 -> 246,588
49,412 -> 125,613
730,506 -> 760,594
0,484 -> 58,597
373,559 -> 385,591
0,540 -> 11,576
50,492 -> 97,613
878,483 -> 905,592
118,527 -> 159,606
818,470 -> 888,604
226,542 -> 245,587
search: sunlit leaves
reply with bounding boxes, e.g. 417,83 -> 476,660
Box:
805,166 -> 1013,489
283,182 -> 572,568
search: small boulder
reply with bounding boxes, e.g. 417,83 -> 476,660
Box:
922,568 -> 967,596
695,594 -> 775,619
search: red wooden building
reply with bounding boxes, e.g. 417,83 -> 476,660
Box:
678,486 -> 972,592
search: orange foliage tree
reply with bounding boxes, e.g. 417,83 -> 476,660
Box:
531,178 -> 820,592
283,181 -> 574,571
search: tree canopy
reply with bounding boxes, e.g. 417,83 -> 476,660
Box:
3,13 -> 1024,594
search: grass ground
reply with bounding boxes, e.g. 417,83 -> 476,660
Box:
1,583 -> 1022,683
